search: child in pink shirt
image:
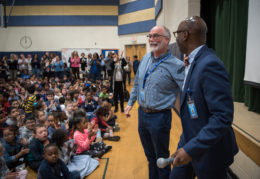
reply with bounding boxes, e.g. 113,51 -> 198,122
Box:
72,116 -> 96,154
70,110 -> 112,158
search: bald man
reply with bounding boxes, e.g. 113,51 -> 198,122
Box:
125,26 -> 184,179
170,16 -> 238,179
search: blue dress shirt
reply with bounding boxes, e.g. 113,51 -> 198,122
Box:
128,51 -> 184,110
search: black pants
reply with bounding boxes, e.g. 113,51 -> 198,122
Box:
125,71 -> 131,85
71,67 -> 80,79
113,81 -> 124,110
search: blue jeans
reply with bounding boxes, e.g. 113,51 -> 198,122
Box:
32,68 -> 40,77
138,107 -> 172,179
91,72 -> 100,82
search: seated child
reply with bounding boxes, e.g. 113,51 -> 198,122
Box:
52,129 -> 99,178
99,87 -> 112,102
0,141 -> 28,179
54,88 -> 62,102
6,107 -> 19,126
27,124 -> 49,172
0,111 -> 8,138
59,97 -> 66,111
19,116 -> 36,145
8,89 -> 20,102
21,84 -> 36,116
10,99 -> 20,109
101,100 -> 120,131
72,101 -> 78,112
91,107 -> 120,141
83,91 -> 98,121
45,90 -> 59,113
2,127 -> 29,170
37,143 -> 80,179
70,110 -> 111,158
35,110 -> 48,126
47,112 -> 67,140
64,101 -> 73,120
72,115 -> 96,155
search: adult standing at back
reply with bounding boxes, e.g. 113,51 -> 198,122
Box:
70,51 -> 80,79
125,26 -> 184,179
170,16 -> 238,179
132,55 -> 139,75
124,56 -> 132,86
104,52 -> 113,80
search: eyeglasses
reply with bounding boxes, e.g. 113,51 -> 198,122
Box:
147,33 -> 168,39
173,30 -> 187,38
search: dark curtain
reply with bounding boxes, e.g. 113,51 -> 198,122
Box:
201,0 -> 260,113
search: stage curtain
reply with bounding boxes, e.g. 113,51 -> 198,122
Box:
201,0 -> 260,113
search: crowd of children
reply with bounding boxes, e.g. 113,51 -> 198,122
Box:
0,67 -> 124,178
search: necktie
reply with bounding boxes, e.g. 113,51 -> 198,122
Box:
184,55 -> 189,67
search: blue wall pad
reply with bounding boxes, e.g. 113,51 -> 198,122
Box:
155,0 -> 162,19
119,0 -> 154,15
6,0 -> 119,6
118,20 -> 156,35
7,16 -> 118,26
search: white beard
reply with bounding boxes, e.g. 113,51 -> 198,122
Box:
150,40 -> 164,53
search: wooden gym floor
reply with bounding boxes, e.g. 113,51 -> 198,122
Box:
27,83 -> 182,179
27,81 -> 260,179
86,84 -> 182,179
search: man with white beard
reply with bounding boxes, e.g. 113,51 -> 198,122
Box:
125,26 -> 184,179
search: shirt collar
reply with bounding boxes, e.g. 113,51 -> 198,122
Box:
187,44 -> 205,64
151,50 -> 171,61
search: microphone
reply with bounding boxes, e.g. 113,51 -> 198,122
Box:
156,157 -> 174,168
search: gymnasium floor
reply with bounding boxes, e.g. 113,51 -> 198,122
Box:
87,84 -> 182,179
27,81 -> 260,179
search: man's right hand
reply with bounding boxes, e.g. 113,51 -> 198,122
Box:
124,105 -> 132,118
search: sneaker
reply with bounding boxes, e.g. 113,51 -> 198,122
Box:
107,136 -> 120,141
104,145 -> 112,153
113,126 -> 120,132
114,108 -> 118,113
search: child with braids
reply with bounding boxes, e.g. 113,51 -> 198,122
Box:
52,129 -> 99,178
69,109 -> 111,158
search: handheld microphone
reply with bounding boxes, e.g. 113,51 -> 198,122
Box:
156,157 -> 174,168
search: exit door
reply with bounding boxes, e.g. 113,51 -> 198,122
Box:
125,44 -> 146,79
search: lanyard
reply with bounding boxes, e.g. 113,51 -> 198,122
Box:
143,54 -> 171,89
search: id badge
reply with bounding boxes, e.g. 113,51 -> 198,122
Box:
140,90 -> 145,102
187,100 -> 198,119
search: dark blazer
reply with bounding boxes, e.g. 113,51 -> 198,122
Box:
179,45 -> 238,171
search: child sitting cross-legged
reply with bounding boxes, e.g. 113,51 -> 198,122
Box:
37,143 -> 80,179
0,141 -> 28,179
101,100 -> 120,132
19,116 -> 36,145
52,129 -> 99,178
27,124 -> 49,172
91,107 -> 120,141
47,112 -> 67,140
2,126 -> 29,171
83,91 -> 98,121
70,109 -> 111,158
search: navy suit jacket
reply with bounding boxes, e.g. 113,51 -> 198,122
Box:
179,45 -> 238,171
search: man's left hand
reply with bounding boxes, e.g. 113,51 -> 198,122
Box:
172,148 -> 192,166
